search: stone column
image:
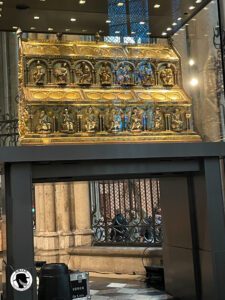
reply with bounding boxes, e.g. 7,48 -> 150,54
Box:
73,182 -> 93,246
55,183 -> 74,249
34,183 -> 58,251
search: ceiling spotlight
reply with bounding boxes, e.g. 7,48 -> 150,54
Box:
177,17 -> 182,21
115,30 -> 120,34
196,0 -> 202,3
30,27 -> 36,30
139,21 -> 145,25
189,6 -> 195,10
70,18 -> 76,22
34,16 -> 40,19
162,32 -> 167,36
172,22 -> 177,26
40,0 -> 46,2
154,4 -> 160,8
190,78 -> 199,87
204,7 -> 208,10
0,2 -> 3,5
189,59 -> 195,66
48,28 -> 54,31
167,27 -> 172,31
192,18 -> 196,21
106,20 -> 111,23
79,0 -> 86,4
12,26 -> 18,30
147,32 -> 151,35
131,31 -> 136,34
117,2 -> 124,6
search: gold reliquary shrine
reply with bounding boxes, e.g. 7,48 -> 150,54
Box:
18,40 -> 201,145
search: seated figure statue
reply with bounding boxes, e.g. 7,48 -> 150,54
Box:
85,107 -> 97,133
130,107 -> 143,131
171,108 -> 184,132
61,109 -> 74,133
36,110 -> 52,133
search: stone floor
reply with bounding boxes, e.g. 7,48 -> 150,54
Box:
89,276 -> 174,300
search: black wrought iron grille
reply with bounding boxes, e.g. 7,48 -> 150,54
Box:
90,178 -> 162,246
0,115 -> 19,147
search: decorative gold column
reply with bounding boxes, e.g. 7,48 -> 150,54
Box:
54,183 -> 74,249
34,183 -> 58,251
73,182 -> 93,246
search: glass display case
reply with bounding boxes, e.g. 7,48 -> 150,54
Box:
0,0 -> 224,144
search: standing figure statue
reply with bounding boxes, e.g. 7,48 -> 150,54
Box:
139,64 -> 155,86
85,107 -> 97,132
130,107 -> 143,132
171,108 -> 184,132
154,107 -> 164,130
36,110 -> 52,133
99,62 -> 112,86
160,64 -> 175,86
61,109 -> 74,133
54,63 -> 68,84
76,62 -> 93,85
33,61 -> 46,85
117,64 -> 134,86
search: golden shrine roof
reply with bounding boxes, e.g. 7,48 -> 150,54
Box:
21,40 -> 179,61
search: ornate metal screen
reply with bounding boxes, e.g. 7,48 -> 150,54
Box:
0,114 -> 19,147
90,178 -> 162,246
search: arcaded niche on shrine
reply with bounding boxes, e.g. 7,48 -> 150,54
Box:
18,40 -> 201,145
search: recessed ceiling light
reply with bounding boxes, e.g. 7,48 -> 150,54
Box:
190,78 -> 199,87
147,32 -> 151,35
154,4 -> 160,8
48,28 -> 54,31
0,2 -> 3,5
34,16 -> 40,19
162,32 -> 167,36
189,6 -> 195,10
0,14 -> 2,17
139,21 -> 145,25
12,26 -> 18,30
172,22 -> 177,26
106,20 -> 111,23
65,28 -> 70,32
177,17 -> 182,21
70,18 -> 76,22
174,33 -> 179,36
167,27 -> 172,31
189,59 -> 195,66
186,23 -> 189,26
0,8 -> 3,11
115,31 -> 120,34
180,28 -> 185,31
192,18 -> 196,21
131,31 -> 136,34
30,27 -> 36,30
117,2 -> 124,6
204,7 -> 208,10
82,29 -> 87,32
196,0 -> 202,3
79,0 -> 86,4
40,0 -> 46,2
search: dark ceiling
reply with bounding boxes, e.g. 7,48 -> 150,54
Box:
0,0 -> 212,38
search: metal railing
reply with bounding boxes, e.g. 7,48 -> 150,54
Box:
90,178 -> 162,246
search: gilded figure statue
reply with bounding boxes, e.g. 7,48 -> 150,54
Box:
36,110 -> 52,133
76,62 -> 92,85
110,108 -> 122,132
117,64 -> 134,86
54,63 -> 68,84
99,63 -> 112,86
130,107 -> 143,131
85,107 -> 97,132
171,108 -> 184,132
160,64 -> 174,86
61,109 -> 74,133
154,107 -> 164,130
139,64 -> 155,86
33,61 -> 46,85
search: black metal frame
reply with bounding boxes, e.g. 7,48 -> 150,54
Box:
1,143 -> 225,300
